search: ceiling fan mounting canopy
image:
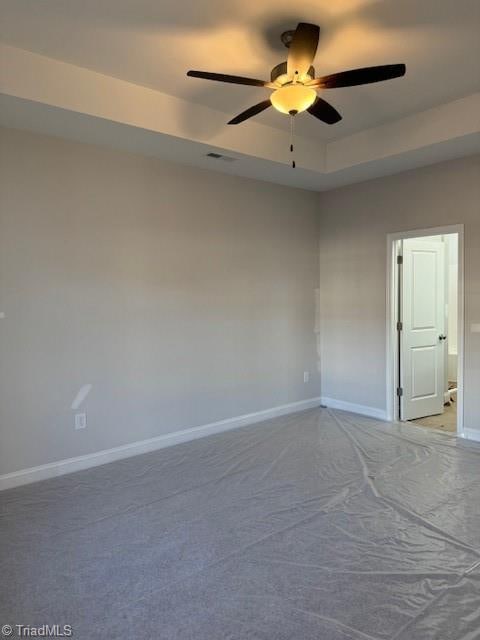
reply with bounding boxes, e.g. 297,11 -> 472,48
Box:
280,29 -> 297,49
186,22 -> 406,127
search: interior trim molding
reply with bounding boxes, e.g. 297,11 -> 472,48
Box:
462,429 -> 480,443
0,396 -> 322,491
320,397 -> 388,421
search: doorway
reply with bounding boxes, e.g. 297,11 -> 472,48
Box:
386,225 -> 464,435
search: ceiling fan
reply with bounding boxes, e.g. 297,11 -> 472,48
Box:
187,23 -> 406,124
187,22 -> 406,165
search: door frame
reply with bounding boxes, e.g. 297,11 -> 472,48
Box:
386,224 -> 465,434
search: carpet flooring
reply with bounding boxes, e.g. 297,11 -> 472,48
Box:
1,408 -> 480,639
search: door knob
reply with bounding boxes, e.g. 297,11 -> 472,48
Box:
439,334 -> 447,341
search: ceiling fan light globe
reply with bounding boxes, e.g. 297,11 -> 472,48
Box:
271,85 -> 317,115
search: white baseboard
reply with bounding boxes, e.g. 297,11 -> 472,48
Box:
320,397 -> 388,421
461,428 -> 480,443
0,397 -> 322,491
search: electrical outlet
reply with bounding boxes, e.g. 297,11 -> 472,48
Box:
303,371 -> 310,383
74,413 -> 87,430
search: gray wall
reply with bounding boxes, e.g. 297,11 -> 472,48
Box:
0,128 -> 320,475
318,155 -> 480,430
2,127 -> 479,478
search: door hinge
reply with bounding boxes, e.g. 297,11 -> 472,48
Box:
396,387 -> 403,397
397,321 -> 403,331
397,255 -> 403,265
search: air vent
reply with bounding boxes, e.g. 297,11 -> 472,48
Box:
206,152 -> 237,162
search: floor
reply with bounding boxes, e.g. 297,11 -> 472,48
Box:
1,408 -> 480,640
409,399 -> 457,433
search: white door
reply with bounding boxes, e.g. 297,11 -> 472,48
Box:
401,239 -> 446,421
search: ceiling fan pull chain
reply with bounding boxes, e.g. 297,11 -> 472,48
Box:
290,114 -> 296,169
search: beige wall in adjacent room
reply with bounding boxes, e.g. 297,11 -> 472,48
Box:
318,155 -> 480,432
0,127 -> 321,475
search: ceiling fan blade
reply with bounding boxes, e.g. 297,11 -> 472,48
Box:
228,100 -> 272,125
308,64 -> 406,89
187,70 -> 267,87
307,97 -> 342,125
287,23 -> 320,79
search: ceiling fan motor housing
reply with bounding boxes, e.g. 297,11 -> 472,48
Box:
270,61 -> 315,84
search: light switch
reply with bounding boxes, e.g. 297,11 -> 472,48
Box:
471,324 -> 480,333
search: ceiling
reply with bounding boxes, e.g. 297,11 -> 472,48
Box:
0,0 -> 479,190
1,0 -> 479,140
